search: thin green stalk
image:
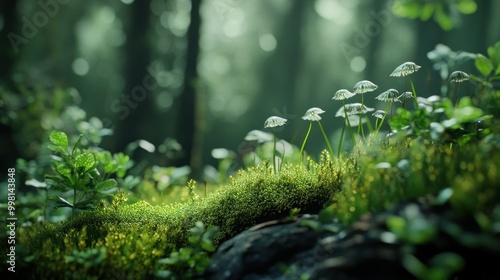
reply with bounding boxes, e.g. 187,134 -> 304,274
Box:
299,122 -> 313,164
272,129 -> 277,174
410,77 -> 418,108
376,103 -> 390,134
454,82 -> 461,108
317,121 -> 334,158
365,115 -> 373,133
344,103 -> 356,149
337,118 -> 346,157
358,94 -> 364,137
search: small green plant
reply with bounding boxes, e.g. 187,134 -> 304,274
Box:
155,221 -> 219,280
45,130 -> 119,218
299,107 -> 334,162
264,116 -> 288,173
392,0 -> 477,30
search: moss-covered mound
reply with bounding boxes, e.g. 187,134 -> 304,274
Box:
17,152 -> 345,279
14,138 -> 500,279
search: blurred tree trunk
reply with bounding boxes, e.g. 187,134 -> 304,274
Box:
242,1 -> 307,142
114,0 -> 155,151
174,0 -> 202,177
415,20 -> 446,96
0,0 -> 17,88
364,0 -> 386,80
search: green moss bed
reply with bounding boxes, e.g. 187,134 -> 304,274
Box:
5,137 -> 500,279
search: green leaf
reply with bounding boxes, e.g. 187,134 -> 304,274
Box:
434,5 -> 454,30
487,42 -> 500,69
457,0 -> 477,14
429,252 -> 464,272
201,241 -> 216,252
48,145 -> 69,155
403,254 -> 428,278
72,134 -> 84,154
475,54 -> 494,76
452,100 -> 483,123
49,131 -> 68,149
48,195 -> 74,208
75,153 -> 96,174
56,163 -> 72,179
420,3 -> 435,20
95,179 -> 118,191
392,2 -> 421,19
434,188 -> 453,205
387,215 -> 406,235
25,179 -> 47,189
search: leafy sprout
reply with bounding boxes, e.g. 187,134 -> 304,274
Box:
264,116 -> 287,173
299,107 -> 334,162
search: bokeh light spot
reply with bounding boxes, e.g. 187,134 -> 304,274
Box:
350,56 -> 366,73
72,58 -> 90,76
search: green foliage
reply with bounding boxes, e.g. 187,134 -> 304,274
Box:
388,95 -> 490,146
45,130 -> 134,218
22,150 -> 343,278
155,221 -> 219,279
403,252 -> 464,280
15,42 -> 500,279
470,42 -> 500,116
392,0 -> 477,30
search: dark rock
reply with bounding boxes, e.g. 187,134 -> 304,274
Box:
206,201 -> 500,280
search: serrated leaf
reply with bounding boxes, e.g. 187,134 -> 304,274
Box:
48,195 -> 73,208
75,153 -> 96,173
95,179 -> 118,191
49,131 -> 68,149
475,54 -> 494,76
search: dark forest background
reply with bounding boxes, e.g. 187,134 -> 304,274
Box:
1,0 -> 499,179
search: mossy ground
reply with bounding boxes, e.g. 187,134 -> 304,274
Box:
10,136 -> 500,279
